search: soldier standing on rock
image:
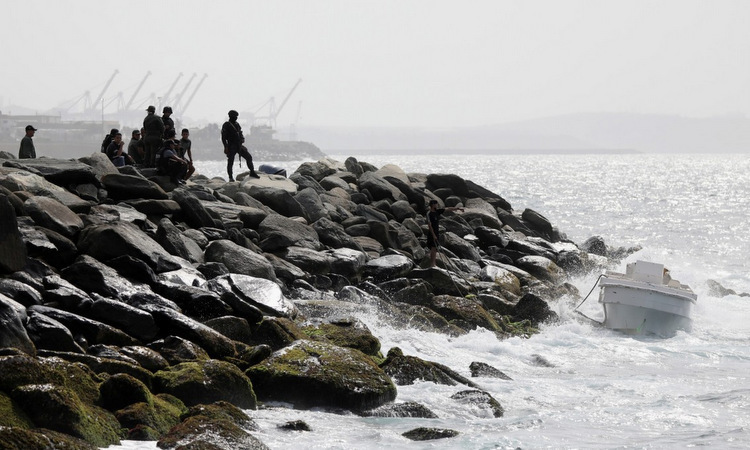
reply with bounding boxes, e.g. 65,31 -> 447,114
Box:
18,125 -> 37,159
221,109 -> 259,182
143,105 -> 165,167
426,199 -> 464,268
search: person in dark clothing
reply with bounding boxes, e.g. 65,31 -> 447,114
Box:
100,128 -> 119,153
18,124 -> 37,159
221,109 -> 258,182
426,199 -> 464,267
127,129 -> 145,165
162,106 -> 175,139
157,139 -> 188,184
143,105 -> 164,167
106,132 -> 134,166
179,128 -> 195,181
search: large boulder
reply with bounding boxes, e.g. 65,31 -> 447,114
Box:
205,273 -> 297,319
204,240 -> 277,282
153,359 -> 257,408
0,195 -> 26,273
24,196 -> 84,239
3,158 -> 99,187
258,214 -> 322,251
100,173 -> 169,200
77,222 -> 182,274
246,339 -> 397,411
245,186 -> 306,220
0,294 -> 36,355
0,170 -> 92,212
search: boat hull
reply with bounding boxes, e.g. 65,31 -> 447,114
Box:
599,278 -> 696,337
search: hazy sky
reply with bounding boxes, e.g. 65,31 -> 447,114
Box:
2,0 -> 748,128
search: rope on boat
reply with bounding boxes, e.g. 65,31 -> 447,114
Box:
574,273 -> 604,311
574,273 -> 605,326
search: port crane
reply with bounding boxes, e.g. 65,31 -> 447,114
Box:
252,78 -> 302,129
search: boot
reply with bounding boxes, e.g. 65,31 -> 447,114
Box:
249,170 -> 260,179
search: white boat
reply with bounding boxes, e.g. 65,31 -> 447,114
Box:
597,260 -> 697,336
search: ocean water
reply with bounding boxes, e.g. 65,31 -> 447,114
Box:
108,153 -> 750,449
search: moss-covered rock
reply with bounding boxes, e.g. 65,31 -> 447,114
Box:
450,389 -> 505,417
156,415 -> 268,449
154,359 -> 257,409
115,394 -> 186,438
302,317 -> 381,357
248,317 -> 306,351
402,427 -> 459,441
182,401 -> 258,431
426,295 -> 501,332
0,426 -> 99,450
0,391 -> 34,429
246,339 -> 397,411
379,347 -> 480,388
9,384 -> 123,447
99,373 -> 153,411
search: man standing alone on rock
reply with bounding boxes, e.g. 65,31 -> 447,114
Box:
143,105 -> 164,167
221,109 -> 259,181
426,199 -> 464,268
18,125 -> 37,159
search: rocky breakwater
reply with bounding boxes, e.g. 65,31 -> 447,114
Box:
0,151 -> 632,447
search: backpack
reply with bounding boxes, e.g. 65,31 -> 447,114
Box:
100,135 -> 112,153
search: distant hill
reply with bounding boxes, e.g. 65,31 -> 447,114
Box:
300,112 -> 750,153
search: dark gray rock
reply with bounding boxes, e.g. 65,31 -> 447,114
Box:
0,278 -> 42,307
77,222 -> 181,273
171,189 -> 224,229
469,361 -> 512,380
258,214 -> 322,252
27,304 -> 138,347
246,185 -> 307,220
294,187 -> 329,222
0,294 -> 36,355
450,389 -> 504,417
88,296 -> 159,342
100,173 -> 169,200
0,195 -> 26,273
364,254 -> 414,282
361,401 -> 438,418
24,196 -> 84,239
402,427 -> 459,441
380,347 -> 480,388
26,311 -> 85,353
512,293 -> 559,326
204,239 -> 277,282
205,273 -> 296,319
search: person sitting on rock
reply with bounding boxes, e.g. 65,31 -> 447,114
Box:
157,139 -> 188,184
106,132 -> 135,167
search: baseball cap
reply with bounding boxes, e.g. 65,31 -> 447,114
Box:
146,105 -> 156,112
25,125 -> 37,131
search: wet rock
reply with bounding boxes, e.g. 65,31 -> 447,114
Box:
24,196 -> 84,239
515,255 -> 564,284
294,186 -> 329,222
364,254 -> 413,282
206,273 -> 296,319
246,339 -> 397,411
304,317 -> 381,356
115,393 -> 186,440
154,359 -> 257,408
0,427 -> 98,449
512,293 -> 559,326
88,296 -> 159,342
0,278 -> 42,307
380,347 -> 479,388
450,389 -> 504,417
582,235 -> 607,256
27,304 -> 138,347
138,304 -> 237,359
246,185 -> 307,220
361,401 -> 438,418
402,427 -> 459,441
171,189 -> 224,229
119,345 -> 170,372
9,383 -> 122,447
156,413 -> 268,449
26,311 -> 85,353
148,336 -> 210,365
0,294 -> 36,355
469,361 -> 513,379
312,216 -> 364,251
279,420 -> 312,431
